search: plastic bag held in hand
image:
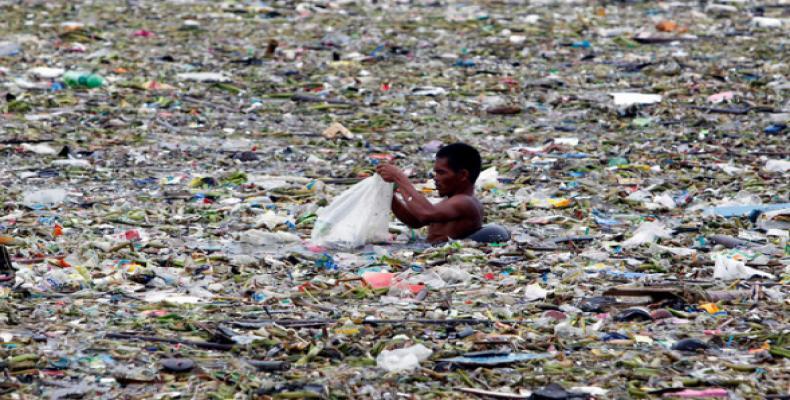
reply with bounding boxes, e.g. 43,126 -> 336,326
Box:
311,174 -> 393,248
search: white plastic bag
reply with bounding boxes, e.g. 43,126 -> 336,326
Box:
475,166 -> 499,190
621,221 -> 672,247
435,266 -> 472,284
524,283 -> 548,302
713,252 -> 775,280
176,72 -> 231,82
610,92 -> 662,106
311,175 -> 393,248
22,188 -> 68,208
764,159 -> 790,173
239,230 -> 300,245
376,344 -> 433,372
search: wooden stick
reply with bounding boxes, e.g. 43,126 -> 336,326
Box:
104,332 -> 233,351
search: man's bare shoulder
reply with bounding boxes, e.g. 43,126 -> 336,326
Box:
440,193 -> 482,210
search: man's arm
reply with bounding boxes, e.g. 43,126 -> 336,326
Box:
377,164 -> 472,225
395,180 -> 473,225
391,193 -> 425,228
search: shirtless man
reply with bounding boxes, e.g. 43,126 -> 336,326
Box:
376,143 -> 483,244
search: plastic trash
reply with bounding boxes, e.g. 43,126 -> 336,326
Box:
176,72 -> 231,82
523,283 -> 548,302
671,338 -> 709,352
610,92 -> 662,106
434,266 -> 471,284
0,1 -> 787,398
764,123 -> 786,135
440,352 -> 550,367
519,189 -> 573,209
239,230 -> 300,245
52,159 -> 92,168
160,358 -> 195,372
664,388 -> 728,398
752,17 -> 782,28
362,271 -> 395,289
376,344 -> 432,372
712,252 -> 775,280
311,175 -> 393,248
475,166 -> 499,190
20,143 -> 58,155
62,71 -> 104,88
707,91 -> 736,104
28,67 -> 65,79
411,87 -> 446,96
764,159 -> 790,173
0,41 -> 21,57
705,4 -> 738,15
705,203 -> 790,218
621,221 -> 672,247
322,122 -> 354,140
615,308 -> 652,322
22,188 -> 68,208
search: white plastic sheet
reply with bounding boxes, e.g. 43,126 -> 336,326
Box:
524,283 -> 548,302
764,159 -> 790,173
621,221 -> 672,247
713,252 -> 775,280
610,92 -> 662,106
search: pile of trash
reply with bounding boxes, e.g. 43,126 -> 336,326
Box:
1,0 -> 787,398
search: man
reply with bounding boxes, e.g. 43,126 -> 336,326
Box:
376,142 -> 483,244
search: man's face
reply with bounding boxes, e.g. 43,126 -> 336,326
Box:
433,157 -> 466,197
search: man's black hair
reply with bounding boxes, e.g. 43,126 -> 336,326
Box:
436,142 -> 482,183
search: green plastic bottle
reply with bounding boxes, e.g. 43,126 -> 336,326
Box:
62,71 -> 80,87
62,71 -> 104,88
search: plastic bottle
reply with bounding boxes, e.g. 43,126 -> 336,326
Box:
62,71 -> 104,88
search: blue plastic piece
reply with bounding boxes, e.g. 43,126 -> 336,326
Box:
454,59 -> 475,68
764,124 -> 786,135
602,332 -> 629,341
704,203 -> 790,218
571,40 -> 591,49
440,352 -> 550,365
592,210 -> 620,226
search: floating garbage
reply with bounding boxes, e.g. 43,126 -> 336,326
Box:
175,72 -> 232,82
21,188 -> 68,208
610,92 -> 663,106
0,0 -> 787,398
376,344 -> 433,373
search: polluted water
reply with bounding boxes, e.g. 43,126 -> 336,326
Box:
0,0 -> 788,399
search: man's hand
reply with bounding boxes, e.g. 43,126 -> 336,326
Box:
376,163 -> 407,184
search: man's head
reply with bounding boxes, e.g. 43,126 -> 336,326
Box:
433,142 -> 481,197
